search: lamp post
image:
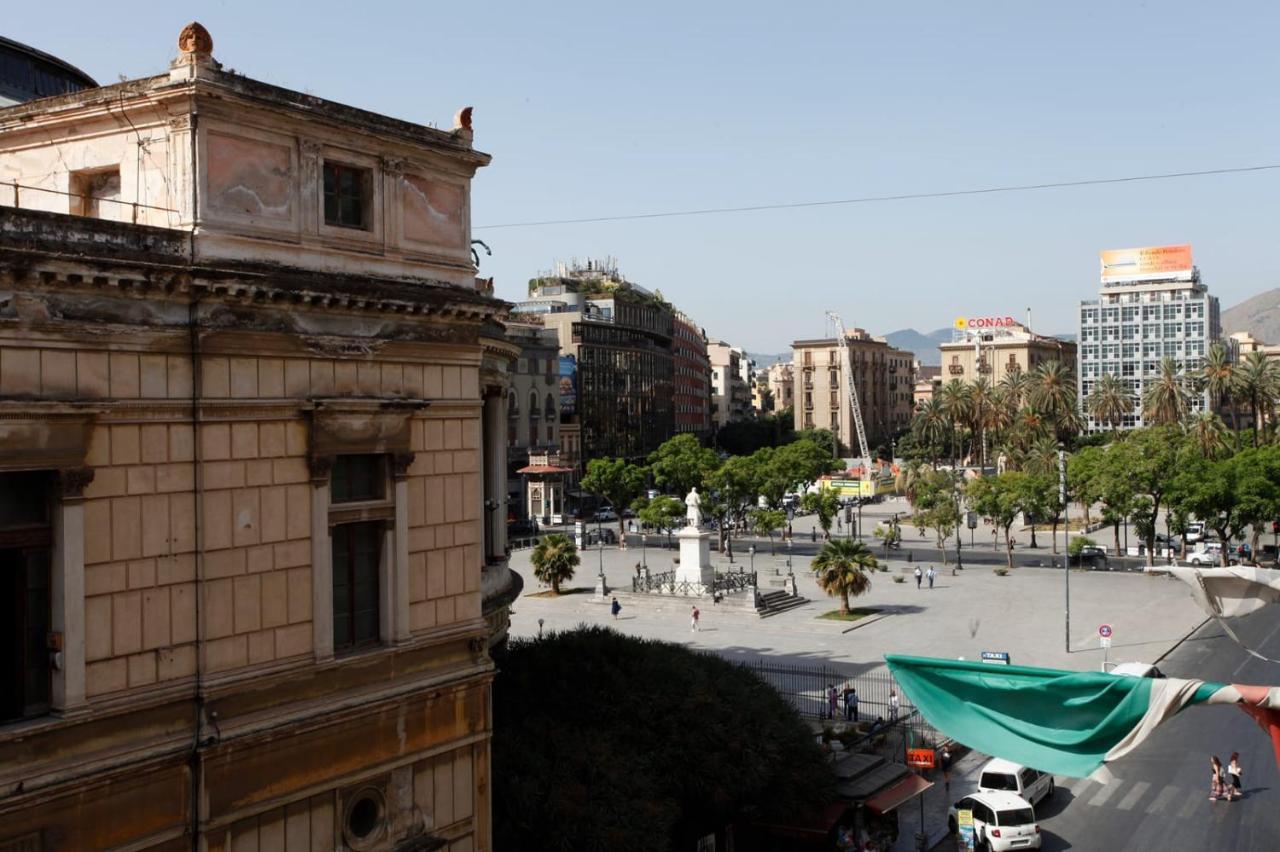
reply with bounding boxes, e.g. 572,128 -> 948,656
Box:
537,618 -> 544,639
597,514 -> 605,579
749,545 -> 755,575
641,533 -> 647,568
1060,448 -> 1070,654
786,538 -> 793,577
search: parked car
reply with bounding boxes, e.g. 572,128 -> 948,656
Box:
593,507 -> 617,522
1075,544 -> 1108,568
1184,522 -> 1206,544
977,758 -> 1055,807
948,791 -> 1041,851
1187,542 -> 1224,566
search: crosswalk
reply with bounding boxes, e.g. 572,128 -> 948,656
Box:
1055,774 -> 1224,820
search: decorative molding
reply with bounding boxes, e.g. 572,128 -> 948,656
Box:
390,452 -> 415,480
58,467 -> 96,499
167,115 -> 193,131
381,157 -> 406,177
307,454 -> 333,484
299,138 -> 323,157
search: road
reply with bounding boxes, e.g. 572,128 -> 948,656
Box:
1030,613 -> 1280,850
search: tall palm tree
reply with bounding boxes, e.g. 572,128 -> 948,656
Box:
999,368 -> 1032,410
1236,351 -> 1280,446
938,380 -> 973,465
1199,343 -> 1239,436
1028,360 -> 1076,423
1142,358 -> 1190,426
810,538 -> 876,616
530,533 -> 580,595
1085,373 -> 1134,431
968,377 -> 995,465
1185,412 -> 1231,459
986,387 -> 1016,449
911,397 -> 948,466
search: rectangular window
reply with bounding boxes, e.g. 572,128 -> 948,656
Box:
331,521 -> 382,653
323,162 -> 370,229
331,455 -> 386,503
1,471 -> 53,722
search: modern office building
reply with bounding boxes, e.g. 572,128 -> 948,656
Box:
939,319 -> 1076,386
672,311 -> 712,437
792,330 -> 915,453
515,259 -> 676,463
1078,244 -> 1220,431
0,23 -> 515,850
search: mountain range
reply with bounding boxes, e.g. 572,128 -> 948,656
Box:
1222,287 -> 1280,343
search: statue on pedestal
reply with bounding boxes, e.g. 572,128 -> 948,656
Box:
685,487 -> 702,527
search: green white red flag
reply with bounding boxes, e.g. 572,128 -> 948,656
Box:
885,654 -> 1280,778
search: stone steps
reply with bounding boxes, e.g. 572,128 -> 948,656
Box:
758,589 -> 808,617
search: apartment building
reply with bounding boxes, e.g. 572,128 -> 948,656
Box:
792,330 -> 914,453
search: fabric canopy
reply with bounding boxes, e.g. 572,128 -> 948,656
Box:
1168,565 -> 1280,619
885,655 -> 1280,778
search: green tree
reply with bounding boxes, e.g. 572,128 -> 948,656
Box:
1169,454 -> 1238,566
801,485 -> 841,540
810,539 -> 877,615
639,495 -> 685,548
795,427 -> 838,458
1200,343 -> 1240,438
1112,427 -> 1184,565
529,533 -> 580,594
1142,358 -> 1190,426
1236,351 -> 1280,445
966,471 -> 1029,570
1233,445 -> 1280,556
761,439 -> 838,506
706,454 -> 763,557
909,398 -> 949,467
648,433 -> 719,497
1085,373 -> 1134,432
749,508 -> 788,554
580,458 -> 647,545
1029,360 -> 1077,439
908,466 -> 961,564
1185,412 -> 1231,459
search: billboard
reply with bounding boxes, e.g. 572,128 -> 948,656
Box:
558,355 -> 577,415
1100,244 -> 1192,283
954,315 -> 1018,330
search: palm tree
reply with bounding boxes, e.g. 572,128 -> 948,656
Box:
999,369 -> 1032,411
1028,360 -> 1076,424
1142,358 -> 1189,426
968,378 -> 995,466
911,397 -> 948,466
938,380 -> 973,465
1236,351 -> 1280,446
1200,343 -> 1239,437
1185,412 -> 1231,459
530,533 -> 580,595
1085,373 -> 1134,431
810,538 -> 877,616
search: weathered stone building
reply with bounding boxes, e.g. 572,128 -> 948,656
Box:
0,24 -> 517,852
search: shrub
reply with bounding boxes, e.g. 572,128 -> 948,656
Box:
492,627 -> 835,850
1068,535 -> 1098,558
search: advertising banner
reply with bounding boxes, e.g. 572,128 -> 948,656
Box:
957,809 -> 976,851
820,478 -> 877,498
1100,244 -> 1192,283
558,355 -> 577,415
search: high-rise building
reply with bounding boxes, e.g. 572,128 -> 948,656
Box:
515,259 -> 676,463
0,24 -> 513,849
1078,244 -> 1220,431
792,330 -> 915,454
672,312 -> 712,437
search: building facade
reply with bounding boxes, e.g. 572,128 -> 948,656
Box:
515,260 -> 675,463
913,364 -> 942,408
672,311 -> 712,437
503,321 -> 561,520
939,323 -> 1076,386
708,341 -> 752,428
0,25 -> 516,852
764,361 -> 794,413
792,330 -> 915,453
1078,245 -> 1219,431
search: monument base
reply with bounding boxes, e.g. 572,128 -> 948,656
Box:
675,525 -> 714,587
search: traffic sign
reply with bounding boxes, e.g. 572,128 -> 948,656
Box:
981,651 -> 1011,665
1098,624 -> 1113,639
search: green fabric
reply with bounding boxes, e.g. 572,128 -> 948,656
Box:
885,655 -> 1223,777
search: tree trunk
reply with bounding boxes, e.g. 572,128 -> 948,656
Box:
1004,528 -> 1015,570
1051,519 -> 1059,554
618,517 -> 627,549
938,532 -> 949,565
1113,521 -> 1121,557
1029,525 -> 1038,549
552,575 -> 561,595
840,590 -> 850,616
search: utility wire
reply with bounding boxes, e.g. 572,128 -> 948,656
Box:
474,163 -> 1280,230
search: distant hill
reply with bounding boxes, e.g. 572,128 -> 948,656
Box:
1222,288 -> 1280,344
746,352 -> 790,369
884,328 -> 952,365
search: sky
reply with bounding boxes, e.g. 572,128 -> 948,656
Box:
9,1 -> 1280,351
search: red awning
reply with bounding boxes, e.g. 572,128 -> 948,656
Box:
516,465 -> 573,474
864,773 -> 933,815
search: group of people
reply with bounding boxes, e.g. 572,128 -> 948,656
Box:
824,684 -> 900,724
1210,753 -> 1243,801
913,566 -> 937,589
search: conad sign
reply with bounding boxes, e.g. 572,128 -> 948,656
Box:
1100,244 -> 1193,282
954,316 -> 1018,330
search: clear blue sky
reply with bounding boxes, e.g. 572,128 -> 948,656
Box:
10,1 -> 1280,351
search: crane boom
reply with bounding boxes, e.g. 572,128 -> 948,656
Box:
824,311 -> 871,477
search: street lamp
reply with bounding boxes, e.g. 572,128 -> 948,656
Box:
749,544 -> 755,575
537,618 -> 544,639
786,538 -> 793,577
641,533 -> 647,569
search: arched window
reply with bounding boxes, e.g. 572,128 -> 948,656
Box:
544,393 -> 556,419
507,389 -> 519,415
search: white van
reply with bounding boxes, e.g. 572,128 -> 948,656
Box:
977,758 -> 1055,806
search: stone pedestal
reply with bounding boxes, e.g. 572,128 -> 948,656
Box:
676,525 -> 714,589
593,572 -> 610,602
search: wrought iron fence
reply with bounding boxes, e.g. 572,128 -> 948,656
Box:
631,569 -> 758,595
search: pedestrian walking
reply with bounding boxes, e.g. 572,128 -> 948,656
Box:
690,605 -> 700,632
1209,755 -> 1226,801
888,689 -> 900,722
610,596 -> 621,620
826,684 -> 839,720
914,566 -> 923,589
1229,752 -> 1243,796
941,746 -> 953,790
927,566 -> 936,589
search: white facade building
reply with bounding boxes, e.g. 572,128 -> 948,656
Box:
1078,245 -> 1220,431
